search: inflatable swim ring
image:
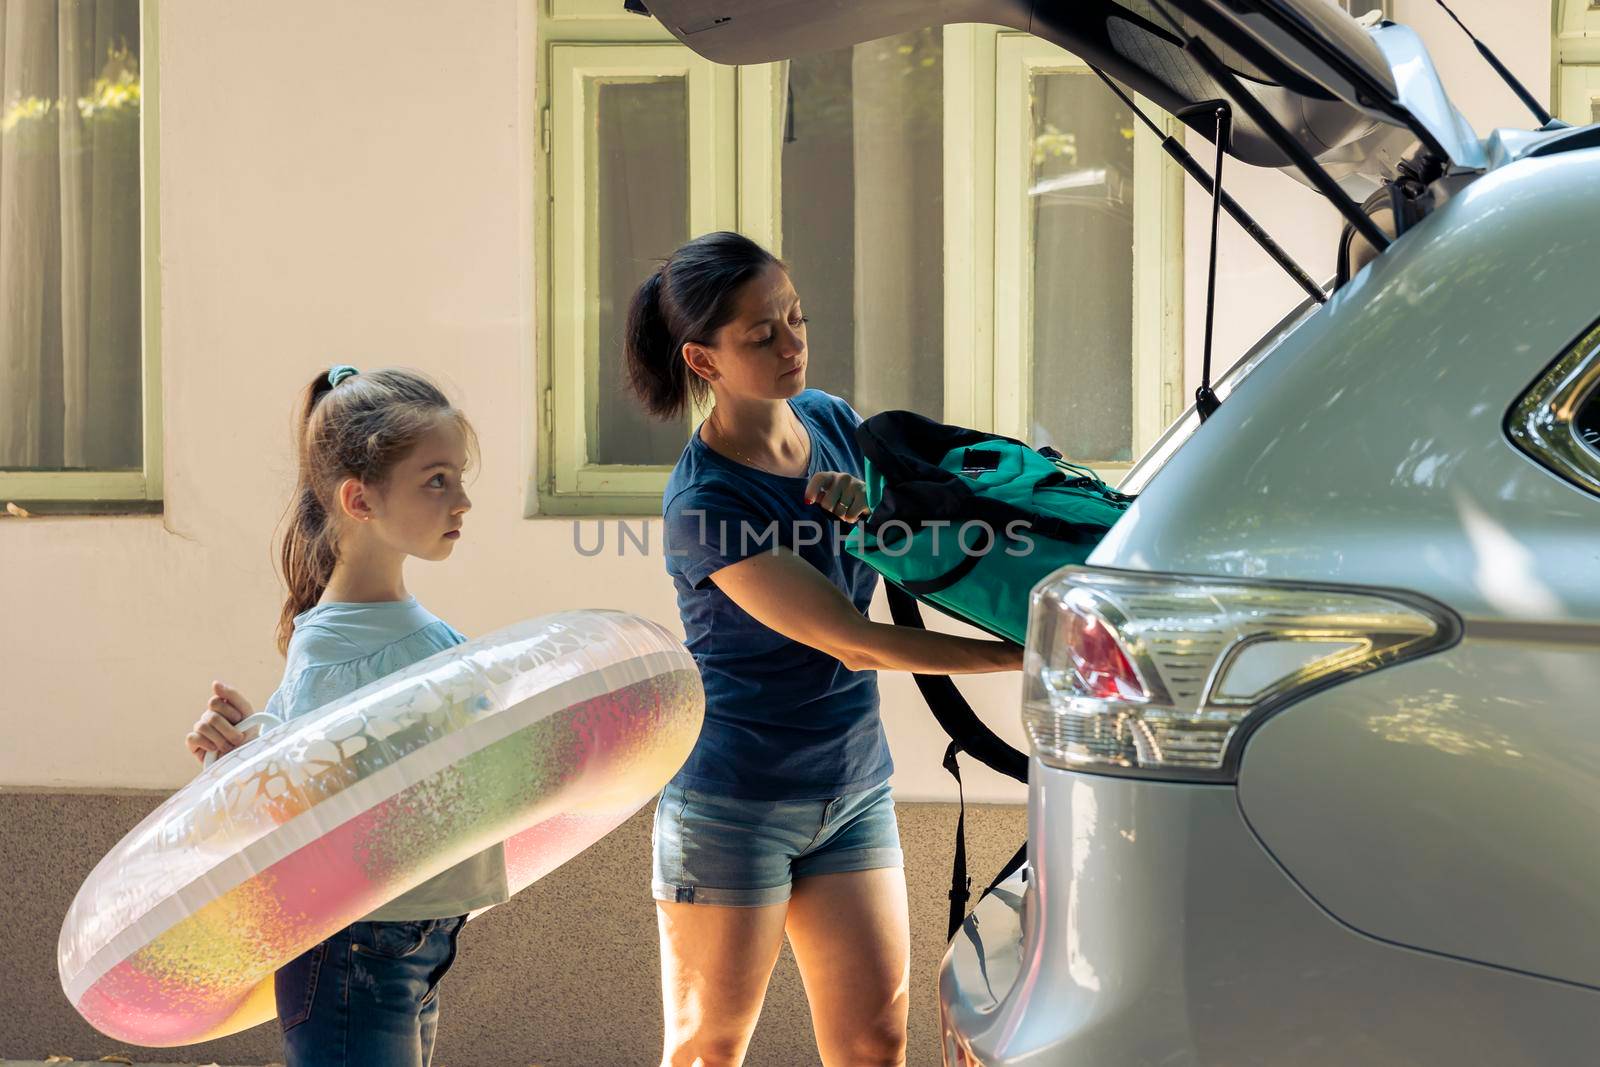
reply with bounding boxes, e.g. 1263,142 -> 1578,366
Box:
58,610 -> 703,1046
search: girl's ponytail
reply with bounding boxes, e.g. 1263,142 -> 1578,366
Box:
275,370 -> 346,654
622,231 -> 782,422
276,483 -> 338,655
273,366 -> 477,655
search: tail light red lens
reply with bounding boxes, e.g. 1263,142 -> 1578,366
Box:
1065,610 -> 1146,702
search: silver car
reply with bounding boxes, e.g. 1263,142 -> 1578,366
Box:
648,0 -> 1600,1062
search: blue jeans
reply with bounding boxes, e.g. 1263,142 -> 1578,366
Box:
275,916 -> 465,1067
652,779 -> 903,907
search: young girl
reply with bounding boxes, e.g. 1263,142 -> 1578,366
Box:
184,365 -> 499,1067
626,232 -> 1021,1067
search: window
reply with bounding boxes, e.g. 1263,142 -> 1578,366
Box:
546,43 -> 733,499
533,11 -> 1181,514
1556,0 -> 1600,124
992,34 -> 1181,466
0,0 -> 159,511
779,29 -> 946,422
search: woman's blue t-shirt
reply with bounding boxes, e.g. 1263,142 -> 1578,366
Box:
662,388 -> 890,801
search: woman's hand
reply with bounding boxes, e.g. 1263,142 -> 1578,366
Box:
805,471 -> 870,523
185,681 -> 255,764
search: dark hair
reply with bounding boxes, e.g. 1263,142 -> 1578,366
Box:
624,231 -> 784,420
274,368 -> 478,655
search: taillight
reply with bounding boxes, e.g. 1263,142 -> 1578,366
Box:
1506,317 -> 1600,498
1061,607 -> 1147,702
1023,568 -> 1458,780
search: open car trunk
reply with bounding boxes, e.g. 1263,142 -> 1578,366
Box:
639,0 -> 1485,195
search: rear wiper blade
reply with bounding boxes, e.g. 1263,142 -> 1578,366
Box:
1090,68 -> 1326,307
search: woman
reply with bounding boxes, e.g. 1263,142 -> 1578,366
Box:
625,231 -> 1022,1067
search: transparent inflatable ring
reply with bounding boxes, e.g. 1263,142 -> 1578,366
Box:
59,610 -> 703,1047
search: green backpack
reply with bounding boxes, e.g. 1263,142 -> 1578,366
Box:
845,410 -> 1132,645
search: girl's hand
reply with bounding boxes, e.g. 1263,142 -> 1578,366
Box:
185,681 -> 256,764
805,471 -> 870,524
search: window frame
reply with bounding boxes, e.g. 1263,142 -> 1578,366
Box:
548,0 -> 643,21
1555,0 -> 1600,124
545,42 -> 734,505
0,0 -> 163,510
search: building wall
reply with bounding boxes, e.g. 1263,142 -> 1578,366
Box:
0,0 -> 1557,1062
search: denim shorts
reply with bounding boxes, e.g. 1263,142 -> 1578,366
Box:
652,779 -> 903,907
276,916 -> 464,1067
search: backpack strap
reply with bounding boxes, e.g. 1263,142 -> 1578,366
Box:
883,583 -> 1028,782
942,740 -> 970,942
984,842 -> 1029,900
896,551 -> 983,596
884,582 -> 1028,940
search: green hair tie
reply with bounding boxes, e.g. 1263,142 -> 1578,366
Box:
328,365 -> 360,388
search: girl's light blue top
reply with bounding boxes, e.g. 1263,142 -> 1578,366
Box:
264,596 -> 508,921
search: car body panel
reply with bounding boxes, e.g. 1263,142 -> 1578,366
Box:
938,761 -> 1600,1065
1090,146 -> 1600,612
1239,638 -> 1600,989
641,0 -> 1033,63
939,870 -> 1028,1025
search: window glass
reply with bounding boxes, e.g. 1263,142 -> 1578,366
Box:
591,77 -> 690,466
0,0 -> 142,471
1028,69 -> 1135,463
780,30 -> 943,421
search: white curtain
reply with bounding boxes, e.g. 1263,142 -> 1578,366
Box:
0,0 -> 142,471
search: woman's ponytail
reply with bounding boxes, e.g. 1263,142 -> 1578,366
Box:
622,231 -> 782,422
624,269 -> 698,420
